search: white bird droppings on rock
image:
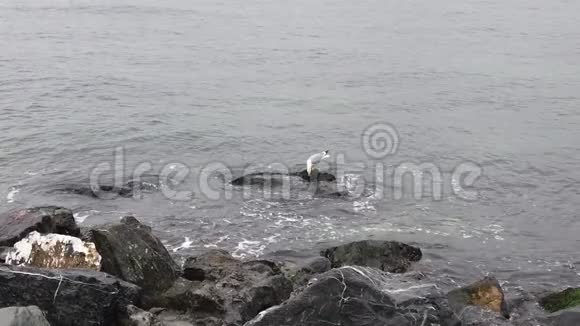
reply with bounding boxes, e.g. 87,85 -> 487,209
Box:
5,231 -> 101,270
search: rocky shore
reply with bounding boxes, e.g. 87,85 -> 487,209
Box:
0,206 -> 578,326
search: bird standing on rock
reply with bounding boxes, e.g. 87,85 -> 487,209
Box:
306,150 -> 330,176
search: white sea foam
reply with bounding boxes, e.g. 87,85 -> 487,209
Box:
6,187 -> 19,203
172,237 -> 193,252
232,239 -> 265,258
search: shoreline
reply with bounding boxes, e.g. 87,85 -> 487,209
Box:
0,206 -> 577,326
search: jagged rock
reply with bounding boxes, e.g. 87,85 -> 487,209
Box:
166,250 -> 292,325
90,216 -> 179,300
540,288 -> 580,313
279,256 -> 331,290
245,266 -> 450,326
5,231 -> 101,270
447,276 -> 510,319
0,264 -> 141,326
0,207 -> 79,247
321,240 -> 422,273
0,306 -> 51,326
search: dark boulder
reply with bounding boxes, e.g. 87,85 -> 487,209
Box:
231,169 -> 336,186
245,266 -> 452,326
231,173 -> 288,187
279,256 -> 331,290
52,175 -> 160,199
321,240 -> 422,273
0,206 -> 79,247
0,264 -> 141,326
183,249 -> 241,282
0,306 -> 51,326
164,250 -> 292,325
89,216 -> 179,302
447,276 -> 510,319
541,307 -> 580,326
0,246 -> 10,263
292,169 -> 336,182
540,288 -> 580,313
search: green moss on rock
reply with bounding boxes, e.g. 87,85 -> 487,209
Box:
540,288 -> 580,313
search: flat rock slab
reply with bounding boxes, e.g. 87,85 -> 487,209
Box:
0,207 -> 79,247
0,264 -> 141,326
0,306 -> 51,326
5,231 -> 101,270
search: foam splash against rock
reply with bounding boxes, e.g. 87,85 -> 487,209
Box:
6,231 -> 101,270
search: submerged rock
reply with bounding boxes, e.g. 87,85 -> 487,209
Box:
540,288 -> 580,313
447,276 -> 510,319
90,216 -> 179,300
245,266 -> 450,326
231,172 -> 289,187
0,207 -> 79,247
292,168 -> 336,182
52,175 -> 160,199
0,306 -> 51,326
163,250 -> 292,325
5,231 -> 101,270
321,240 -> 422,273
231,169 -> 336,186
0,264 -> 141,326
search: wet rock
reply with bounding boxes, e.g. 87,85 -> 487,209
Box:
90,216 -> 179,300
321,240 -> 422,273
183,249 -> 240,281
231,173 -> 288,187
540,288 -> 580,313
0,264 -> 141,326
280,256 -> 331,290
245,266 -> 449,326
5,231 -> 101,270
53,175 -> 160,199
0,206 -> 79,247
542,306 -> 580,326
167,250 -> 292,325
447,276 -> 510,319
291,169 -> 336,182
0,306 -> 51,326
122,305 -> 163,326
231,169 -> 336,186
0,246 -> 10,263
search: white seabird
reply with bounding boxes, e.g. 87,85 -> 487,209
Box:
306,150 -> 330,176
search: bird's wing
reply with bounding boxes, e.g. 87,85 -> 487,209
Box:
306,158 -> 312,176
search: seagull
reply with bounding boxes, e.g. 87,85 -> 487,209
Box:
306,150 -> 330,176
